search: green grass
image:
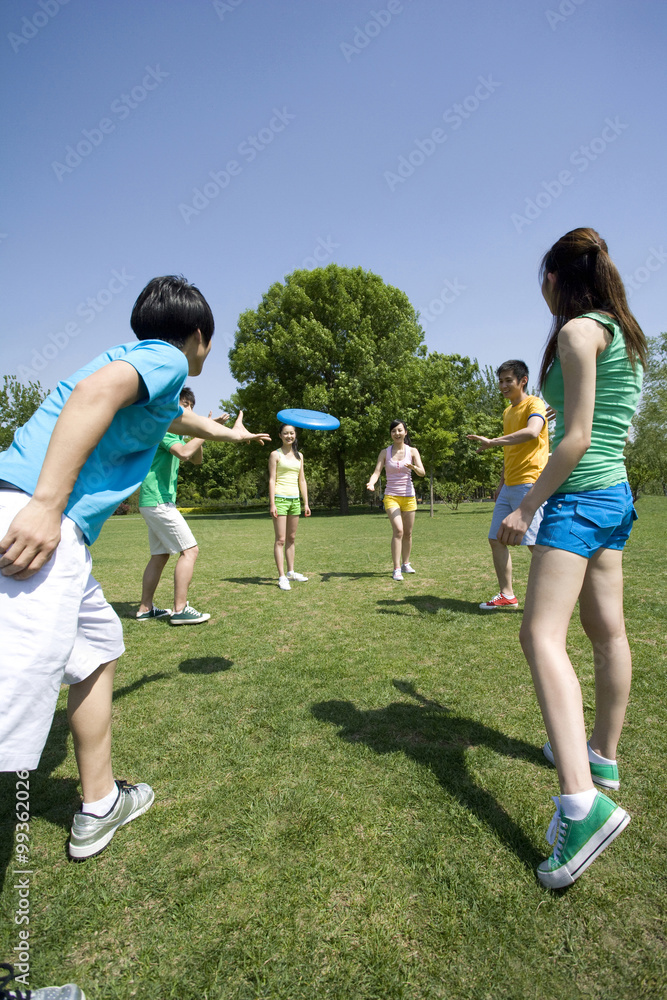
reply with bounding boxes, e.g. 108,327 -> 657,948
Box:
1,498 -> 666,999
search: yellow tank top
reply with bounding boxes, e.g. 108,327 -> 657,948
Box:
275,449 -> 301,496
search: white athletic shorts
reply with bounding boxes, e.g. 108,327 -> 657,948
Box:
140,503 -> 197,555
0,490 -> 125,772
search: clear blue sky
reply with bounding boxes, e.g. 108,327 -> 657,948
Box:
1,0 -> 665,414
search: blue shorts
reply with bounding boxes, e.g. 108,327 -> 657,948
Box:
535,481 -> 637,558
489,483 -> 544,546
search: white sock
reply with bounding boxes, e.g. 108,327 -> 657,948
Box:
82,784 -> 119,817
560,788 -> 597,821
588,743 -> 616,765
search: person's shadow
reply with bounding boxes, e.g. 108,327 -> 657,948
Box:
0,672 -> 168,894
311,680 -> 544,872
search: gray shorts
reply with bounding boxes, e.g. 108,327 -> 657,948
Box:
140,503 -> 197,555
488,483 -> 544,546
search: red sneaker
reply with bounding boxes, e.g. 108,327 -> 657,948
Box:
479,592 -> 519,611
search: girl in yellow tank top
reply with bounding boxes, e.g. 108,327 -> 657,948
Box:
268,424 -> 311,591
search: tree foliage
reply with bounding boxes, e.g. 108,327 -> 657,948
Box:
626,332 -> 667,498
0,375 -> 49,451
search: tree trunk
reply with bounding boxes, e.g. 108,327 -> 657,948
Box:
430,462 -> 434,518
337,453 -> 349,514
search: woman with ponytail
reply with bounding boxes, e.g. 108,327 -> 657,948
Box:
269,424 -> 311,591
498,228 -> 646,887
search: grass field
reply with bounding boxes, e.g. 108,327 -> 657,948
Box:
1,498 -> 666,1000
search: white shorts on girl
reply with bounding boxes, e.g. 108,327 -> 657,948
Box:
0,490 -> 125,772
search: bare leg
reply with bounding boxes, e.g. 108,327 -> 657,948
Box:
273,514 -> 287,576
138,553 -> 170,612
489,538 -> 513,596
519,545 -> 593,794
68,659 -> 118,803
387,508 -> 404,570
174,544 -> 199,612
579,548 -> 631,760
284,514 -> 299,574
401,510 -> 416,565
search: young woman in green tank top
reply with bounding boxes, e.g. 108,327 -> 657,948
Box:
268,424 -> 311,591
497,228 -> 647,888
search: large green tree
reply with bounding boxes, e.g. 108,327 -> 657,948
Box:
0,375 -> 48,451
626,332 -> 667,498
228,265 -> 425,512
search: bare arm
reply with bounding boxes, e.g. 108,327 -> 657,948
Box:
268,450 -> 278,518
467,414 -> 544,451
169,409 -> 270,446
497,318 -> 606,545
170,438 -> 205,464
299,457 -> 311,516
0,361 -> 143,578
366,450 -> 386,490
406,447 -> 425,477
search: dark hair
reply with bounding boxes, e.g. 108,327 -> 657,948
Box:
131,276 -> 215,348
180,386 -> 195,407
279,424 -> 300,460
538,228 -> 646,387
390,419 -> 411,445
496,360 -> 529,384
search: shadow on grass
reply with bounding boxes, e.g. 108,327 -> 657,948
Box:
226,577 -> 277,587
311,679 -> 543,872
178,657 -> 233,674
320,572 -> 388,582
0,672 -> 168,895
377,595 -> 507,617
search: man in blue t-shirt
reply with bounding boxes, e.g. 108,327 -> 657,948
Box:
0,275 -> 269,860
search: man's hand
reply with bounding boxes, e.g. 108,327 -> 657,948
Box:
466,434 -> 493,452
233,411 -> 271,445
214,411 -> 230,425
0,500 -> 62,579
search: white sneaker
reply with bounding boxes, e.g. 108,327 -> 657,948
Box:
392,569 -> 403,581
401,563 -> 416,574
278,576 -> 291,590
286,571 -> 308,582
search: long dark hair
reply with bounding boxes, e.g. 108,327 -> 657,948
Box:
538,227 -> 647,388
279,424 -> 300,459
390,419 -> 411,445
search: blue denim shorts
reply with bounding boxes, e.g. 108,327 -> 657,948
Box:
535,481 -> 637,558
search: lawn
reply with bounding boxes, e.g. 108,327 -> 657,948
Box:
1,498 -> 666,1000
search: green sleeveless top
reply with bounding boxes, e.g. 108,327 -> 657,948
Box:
543,311 -> 643,493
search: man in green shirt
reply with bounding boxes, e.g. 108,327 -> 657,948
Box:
136,387 -> 223,625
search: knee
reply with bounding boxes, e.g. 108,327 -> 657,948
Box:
183,545 -> 199,561
275,537 -> 285,549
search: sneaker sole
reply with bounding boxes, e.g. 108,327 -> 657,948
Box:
169,615 -> 211,626
69,790 -> 155,861
479,604 -> 519,611
542,742 -> 620,790
537,808 -> 630,889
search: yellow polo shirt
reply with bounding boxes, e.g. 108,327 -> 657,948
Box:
503,395 -> 549,486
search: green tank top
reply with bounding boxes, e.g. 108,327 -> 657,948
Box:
543,312 -> 643,493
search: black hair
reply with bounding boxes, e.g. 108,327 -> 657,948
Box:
390,419 -> 411,445
496,360 -> 529,384
130,276 -> 215,348
279,424 -> 301,460
180,386 -> 196,407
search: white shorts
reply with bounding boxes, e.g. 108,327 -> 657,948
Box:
140,503 -> 197,555
0,490 -> 125,772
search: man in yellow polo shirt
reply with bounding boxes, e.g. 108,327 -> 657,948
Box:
467,360 -> 549,610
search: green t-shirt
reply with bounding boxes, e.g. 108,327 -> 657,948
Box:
138,432 -> 184,506
543,312 -> 643,493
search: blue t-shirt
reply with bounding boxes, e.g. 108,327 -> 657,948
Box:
0,340 -> 188,544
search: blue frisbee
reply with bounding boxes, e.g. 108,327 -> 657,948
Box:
277,408 -> 340,431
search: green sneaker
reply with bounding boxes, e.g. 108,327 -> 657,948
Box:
69,780 -> 154,861
169,602 -> 211,625
537,792 -> 630,888
543,741 -> 620,790
0,965 -> 86,1000
135,604 -> 172,620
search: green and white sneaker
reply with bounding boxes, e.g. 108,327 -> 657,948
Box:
135,604 -> 172,620
69,780 -> 154,860
169,603 -> 211,625
543,741 -> 620,790
537,791 -> 630,889
0,964 -> 86,1000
